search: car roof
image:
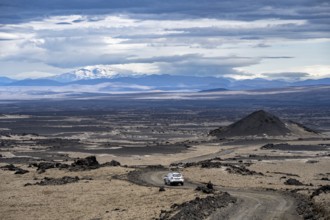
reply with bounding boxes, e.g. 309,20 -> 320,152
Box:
168,172 -> 181,175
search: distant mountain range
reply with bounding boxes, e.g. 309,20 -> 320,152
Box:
0,76 -> 16,86
49,65 -> 121,82
1,66 -> 330,91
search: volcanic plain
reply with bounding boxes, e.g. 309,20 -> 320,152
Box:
0,100 -> 330,220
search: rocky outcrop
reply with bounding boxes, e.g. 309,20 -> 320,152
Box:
157,192 -> 236,220
29,156 -> 122,172
284,178 -> 304,186
25,176 -> 80,186
1,164 -> 29,175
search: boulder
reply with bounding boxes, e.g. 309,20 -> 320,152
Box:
26,176 -> 80,186
14,169 -> 29,175
72,156 -> 99,167
311,185 -> 330,198
284,178 -> 304,185
206,181 -> 214,190
102,160 -> 121,167
195,185 -> 214,194
1,164 -> 29,175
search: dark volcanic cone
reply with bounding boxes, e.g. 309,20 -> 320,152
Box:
209,110 -> 316,137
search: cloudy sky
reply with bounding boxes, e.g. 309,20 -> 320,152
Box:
0,0 -> 329,80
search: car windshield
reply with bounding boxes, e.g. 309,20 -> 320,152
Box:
173,173 -> 182,177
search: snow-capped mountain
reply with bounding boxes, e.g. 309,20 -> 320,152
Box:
3,64 -> 330,91
50,65 -> 123,83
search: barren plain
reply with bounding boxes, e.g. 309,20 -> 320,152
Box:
0,99 -> 330,220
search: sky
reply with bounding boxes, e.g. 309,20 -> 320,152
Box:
0,0 -> 329,80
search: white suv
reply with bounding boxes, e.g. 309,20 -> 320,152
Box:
164,172 -> 184,186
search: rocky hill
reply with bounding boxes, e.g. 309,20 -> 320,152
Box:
209,110 -> 318,138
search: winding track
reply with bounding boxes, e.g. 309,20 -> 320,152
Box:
140,170 -> 299,220
137,147 -> 301,220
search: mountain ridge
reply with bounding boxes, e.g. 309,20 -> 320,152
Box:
49,66 -> 123,82
0,65 -> 329,91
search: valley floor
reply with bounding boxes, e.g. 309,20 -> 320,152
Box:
0,108 -> 330,219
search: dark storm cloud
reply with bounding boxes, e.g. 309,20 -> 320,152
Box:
263,56 -> 294,59
1,0 -> 330,24
149,55 -> 260,76
0,37 -> 17,41
49,54 -> 260,74
1,0 -> 329,79
254,43 -> 270,48
262,72 -> 310,80
56,22 -> 72,25
154,22 -> 329,41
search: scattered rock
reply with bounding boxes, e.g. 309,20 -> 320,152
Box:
156,192 -> 236,220
31,162 -> 69,169
261,143 -> 275,149
145,164 -> 166,170
102,160 -> 121,167
289,192 -> 326,219
174,158 -> 262,176
272,172 -> 300,177
321,177 -> 329,181
225,165 -> 263,176
30,156 -> 121,172
1,164 -> 19,171
29,162 -> 68,173
159,186 -> 165,192
311,185 -> 330,198
25,176 -> 80,186
1,164 -> 29,175
261,143 -> 327,151
284,178 -> 304,186
71,156 -> 100,167
206,181 -> 214,190
195,182 -> 215,194
70,156 -> 122,171
58,163 -> 70,169
14,169 -> 29,175
196,186 -> 214,194
200,161 -> 222,168
0,132 -> 11,137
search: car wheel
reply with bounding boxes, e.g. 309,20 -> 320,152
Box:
181,182 -> 184,186
164,180 -> 167,185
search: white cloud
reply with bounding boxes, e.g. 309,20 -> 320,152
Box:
0,61 -> 71,79
288,65 -> 330,79
0,32 -> 20,40
0,12 -> 328,80
111,63 -> 160,74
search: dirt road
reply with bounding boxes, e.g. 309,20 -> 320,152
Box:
139,170 -> 300,220
211,189 -> 299,220
136,143 -> 300,220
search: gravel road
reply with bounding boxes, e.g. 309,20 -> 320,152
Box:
139,169 -> 300,220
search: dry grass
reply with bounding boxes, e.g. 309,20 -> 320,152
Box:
0,166 -> 199,220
